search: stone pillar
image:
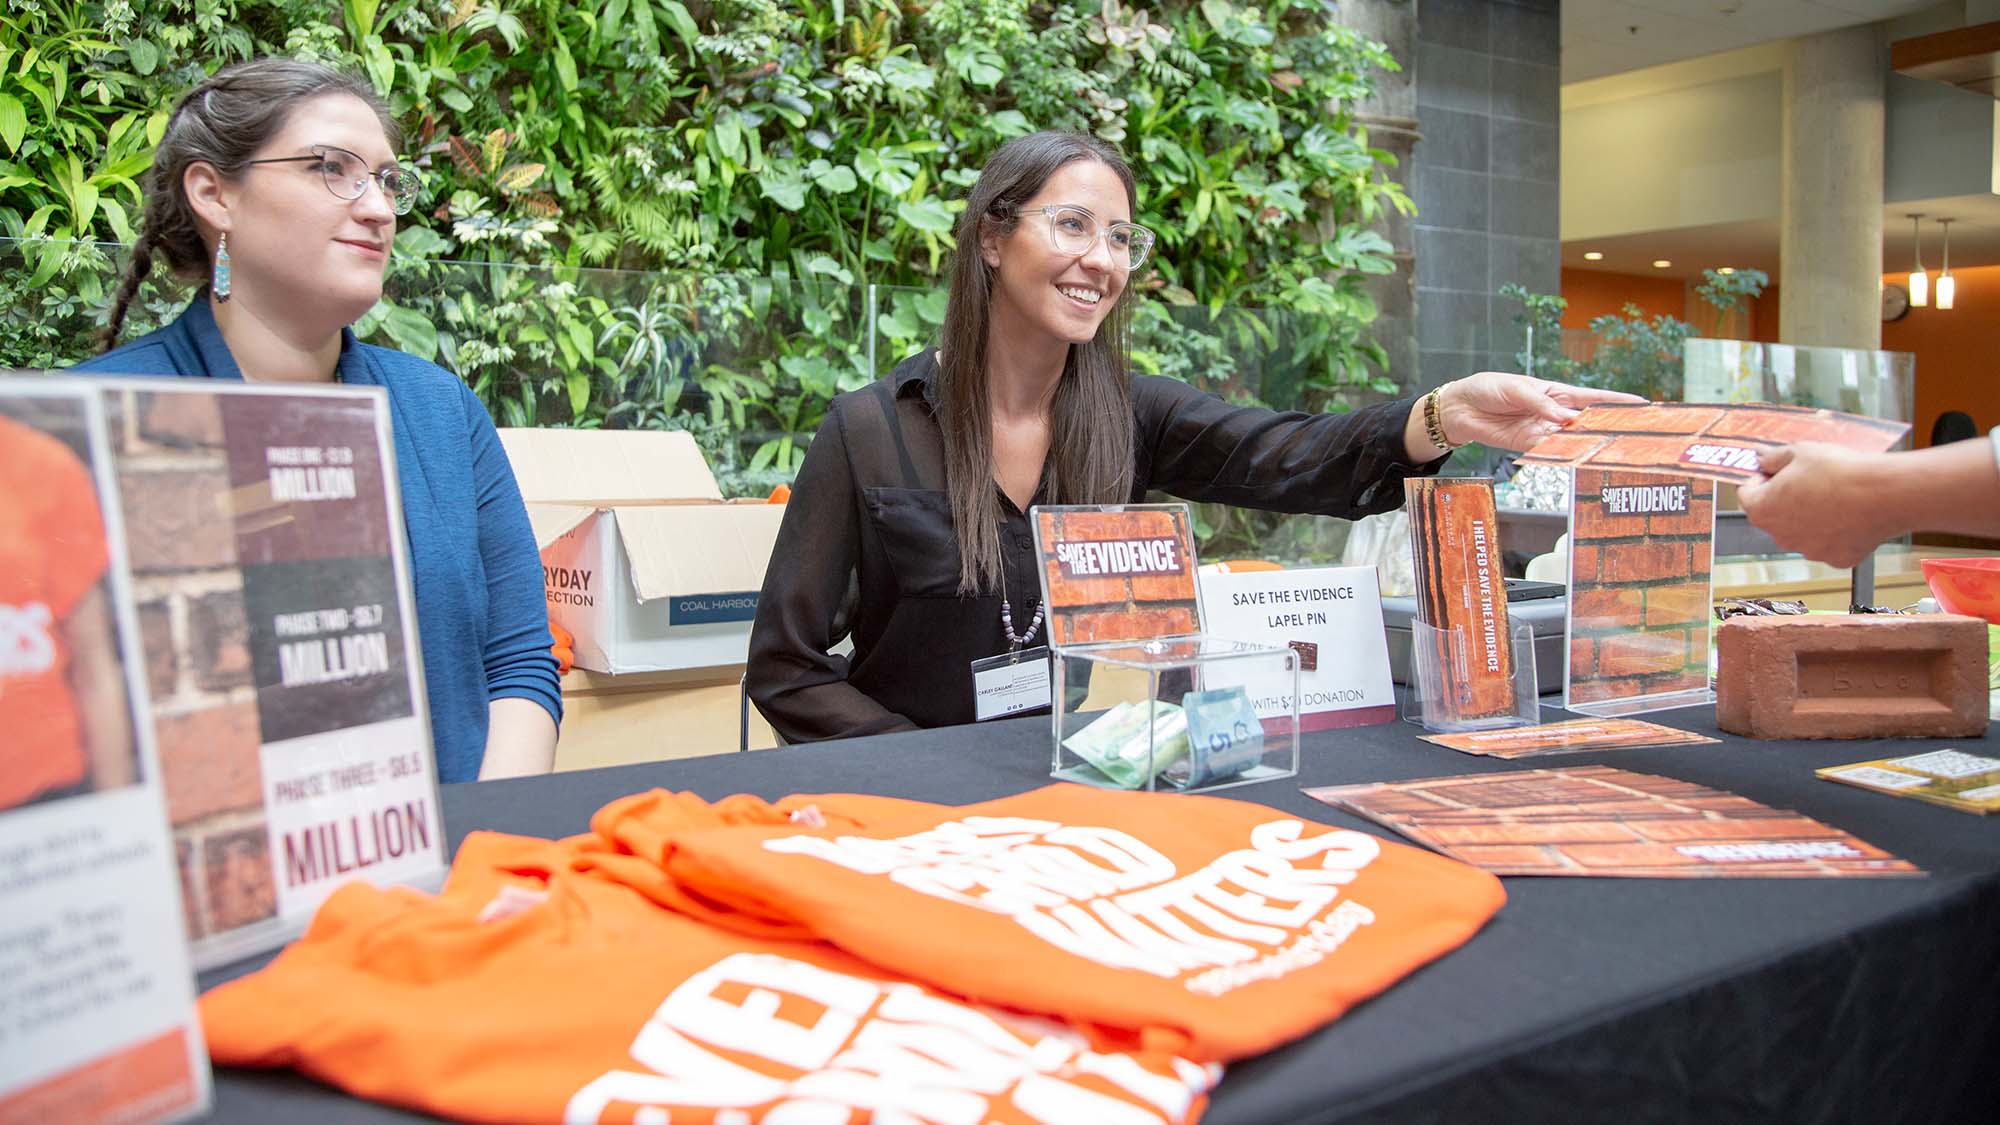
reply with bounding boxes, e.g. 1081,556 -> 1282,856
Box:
1332,0 -> 1418,401
1780,25 -> 1885,350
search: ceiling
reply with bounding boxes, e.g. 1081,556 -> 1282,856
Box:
1561,2 -> 2000,280
1563,194 -> 2000,280
1564,0 -> 1943,82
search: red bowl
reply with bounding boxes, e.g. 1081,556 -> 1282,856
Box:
1921,557 -> 2000,623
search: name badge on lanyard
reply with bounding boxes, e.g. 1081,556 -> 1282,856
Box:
970,647 -> 1052,721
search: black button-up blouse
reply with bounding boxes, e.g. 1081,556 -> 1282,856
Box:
746,349 -> 1445,744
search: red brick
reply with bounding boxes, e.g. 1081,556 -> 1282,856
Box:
137,600 -> 176,700
1449,845 -> 1566,869
138,392 -> 223,447
1572,676 -> 1649,701
1426,821 -> 1641,845
156,702 -> 263,825
1129,572 -> 1198,603
1692,541 -> 1712,574
1042,560 -> 1127,608
1600,541 -> 1690,584
1560,842 -> 1703,867
1568,637 -> 1595,677
203,824 -> 277,931
1062,606 -> 1198,643
1598,631 -> 1692,678
1516,432 -> 1604,465
189,590 -> 250,691
1576,404 -> 1726,434
1705,407 -> 1902,448
117,466 -> 236,572
1571,501 -> 1652,541
1572,588 -> 1643,625
174,836 -> 204,940
1570,545 -> 1600,582
1631,817 -> 1848,843
1717,614 -> 1988,739
1643,586 -> 1711,629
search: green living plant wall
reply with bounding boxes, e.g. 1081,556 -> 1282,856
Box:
1,0 -> 1411,558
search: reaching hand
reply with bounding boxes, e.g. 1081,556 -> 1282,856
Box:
1435,372 -> 1646,453
1737,443 -> 1897,568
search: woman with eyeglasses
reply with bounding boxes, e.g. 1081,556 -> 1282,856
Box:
747,130 -> 1638,743
75,58 -> 560,783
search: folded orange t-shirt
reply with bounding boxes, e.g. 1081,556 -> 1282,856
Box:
200,829 -> 1218,1124
587,783 -> 1508,1062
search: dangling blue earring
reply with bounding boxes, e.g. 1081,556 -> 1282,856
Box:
213,232 -> 232,302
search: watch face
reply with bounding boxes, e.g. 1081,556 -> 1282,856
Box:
1882,282 -> 1912,322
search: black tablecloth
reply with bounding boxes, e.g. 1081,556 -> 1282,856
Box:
199,707 -> 2000,1124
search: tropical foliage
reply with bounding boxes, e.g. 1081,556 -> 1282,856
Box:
2,1 -> 1412,557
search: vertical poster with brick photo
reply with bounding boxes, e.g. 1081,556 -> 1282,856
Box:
99,380 -> 444,969
1565,470 -> 1716,715
1032,504 -> 1202,646
0,379 -> 210,1123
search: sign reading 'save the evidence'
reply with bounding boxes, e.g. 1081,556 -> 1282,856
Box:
1198,565 -> 1396,732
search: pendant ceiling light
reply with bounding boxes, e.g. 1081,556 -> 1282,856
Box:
1909,213 -> 1929,308
1937,218 -> 1956,311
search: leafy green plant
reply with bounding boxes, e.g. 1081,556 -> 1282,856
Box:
1503,268 -> 1770,401
3,0 -> 1416,566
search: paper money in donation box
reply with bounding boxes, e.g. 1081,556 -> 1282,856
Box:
1032,503 -> 1299,793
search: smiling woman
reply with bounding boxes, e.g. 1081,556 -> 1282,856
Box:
69,58 -> 561,784
746,130 -> 1640,744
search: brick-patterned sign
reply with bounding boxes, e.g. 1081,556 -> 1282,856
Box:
1514,402 -> 1909,484
1306,765 -> 1921,877
102,382 -> 444,969
0,380 -> 212,1122
1567,470 -> 1715,708
1033,505 -> 1201,646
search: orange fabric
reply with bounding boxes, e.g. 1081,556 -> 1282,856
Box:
588,783 -> 1506,1062
549,619 -> 575,675
0,1027 -> 199,1125
0,414 -> 109,808
200,828 -> 1219,1124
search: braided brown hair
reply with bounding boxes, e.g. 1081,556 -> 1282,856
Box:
101,58 -> 397,351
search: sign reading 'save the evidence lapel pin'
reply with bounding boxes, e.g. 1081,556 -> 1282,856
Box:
1199,566 -> 1397,731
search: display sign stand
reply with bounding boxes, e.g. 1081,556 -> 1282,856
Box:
1563,469 -> 1718,718
1401,620 -> 1540,733
1032,503 -> 1300,792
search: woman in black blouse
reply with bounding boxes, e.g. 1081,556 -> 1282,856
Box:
748,131 -> 1636,743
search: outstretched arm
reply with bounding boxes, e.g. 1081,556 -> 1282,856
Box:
1405,372 -> 1647,461
1738,439 -> 2000,568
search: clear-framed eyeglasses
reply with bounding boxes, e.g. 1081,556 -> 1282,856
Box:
1033,205 -> 1155,272
242,144 -> 424,216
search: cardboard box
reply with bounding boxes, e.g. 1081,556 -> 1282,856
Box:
499,429 -> 786,674
553,668 -> 777,771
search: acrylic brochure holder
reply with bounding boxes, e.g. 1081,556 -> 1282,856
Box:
1401,620 -> 1540,733
1563,470 -> 1718,718
1031,503 -> 1300,793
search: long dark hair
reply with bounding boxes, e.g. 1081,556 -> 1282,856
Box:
938,131 -> 1138,595
100,57 -> 396,350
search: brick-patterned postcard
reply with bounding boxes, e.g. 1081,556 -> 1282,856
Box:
96,380 -> 445,968
1420,717 -> 1719,758
1514,402 -> 1909,485
1567,471 -> 1715,707
0,378 -> 212,1122
1033,504 -> 1201,646
1306,765 -> 1920,877
1404,478 -> 1514,721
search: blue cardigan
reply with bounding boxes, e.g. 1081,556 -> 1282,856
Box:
76,299 -> 562,782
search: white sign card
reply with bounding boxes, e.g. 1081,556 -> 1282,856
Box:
1197,565 -> 1397,731
92,380 -> 447,969
0,379 -> 210,1122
